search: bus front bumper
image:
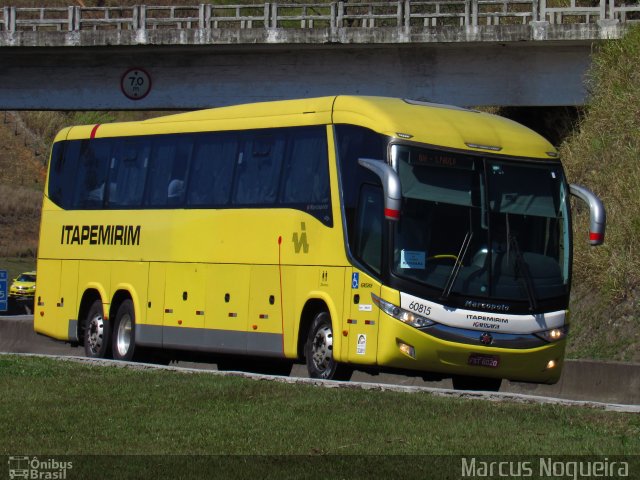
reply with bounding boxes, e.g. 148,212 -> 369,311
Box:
376,315 -> 567,384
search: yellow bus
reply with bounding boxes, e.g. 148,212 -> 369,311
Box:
34,96 -> 605,390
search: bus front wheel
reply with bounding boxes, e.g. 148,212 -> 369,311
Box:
112,299 -> 137,361
305,312 -> 352,381
84,299 -> 111,359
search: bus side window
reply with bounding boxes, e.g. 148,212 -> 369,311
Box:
233,132 -> 285,205
49,141 -> 80,209
355,184 -> 384,275
187,133 -> 237,207
281,127 -> 330,204
145,135 -> 193,207
73,139 -> 111,209
109,139 -> 150,208
335,124 -> 387,261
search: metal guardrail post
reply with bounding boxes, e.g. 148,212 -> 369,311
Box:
471,0 -> 478,26
198,4 -> 205,29
539,0 -> 547,23
1,7 -> 7,32
132,5 -> 139,30
132,5 -> 147,31
337,1 -> 344,28
330,2 -> 336,29
139,5 -> 147,30
464,0 -> 471,27
263,3 -> 270,29
404,0 -> 411,29
600,0 -> 607,20
396,0 -> 403,27
3,6 -> 16,32
531,0 -> 539,22
270,2 -> 277,28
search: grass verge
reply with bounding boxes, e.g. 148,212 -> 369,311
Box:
1,356 -> 638,457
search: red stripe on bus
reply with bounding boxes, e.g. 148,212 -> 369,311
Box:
90,124 -> 101,139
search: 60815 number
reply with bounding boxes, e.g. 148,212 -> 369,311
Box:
408,301 -> 431,316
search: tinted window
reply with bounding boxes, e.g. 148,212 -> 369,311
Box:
146,136 -> 193,207
233,132 -> 285,205
335,125 -> 387,259
108,138 -> 150,208
281,128 -> 330,204
72,139 -> 111,209
355,184 -> 384,274
48,141 -> 78,209
47,126 -> 333,225
188,133 -> 238,207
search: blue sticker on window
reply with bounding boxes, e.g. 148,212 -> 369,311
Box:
352,272 -> 359,289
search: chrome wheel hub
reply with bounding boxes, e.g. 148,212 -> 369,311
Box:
87,314 -> 104,354
116,314 -> 132,357
311,324 -> 333,373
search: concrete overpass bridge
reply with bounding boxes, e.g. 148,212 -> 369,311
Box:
1,1 -> 638,109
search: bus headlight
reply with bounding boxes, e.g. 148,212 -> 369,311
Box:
534,326 -> 569,343
371,294 -> 435,329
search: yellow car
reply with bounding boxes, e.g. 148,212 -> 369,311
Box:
9,271 -> 36,299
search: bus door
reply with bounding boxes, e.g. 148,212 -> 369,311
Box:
343,183 -> 384,364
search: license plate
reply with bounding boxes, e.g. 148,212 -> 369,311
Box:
468,354 -> 500,368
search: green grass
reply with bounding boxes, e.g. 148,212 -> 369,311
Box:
1,356 -> 638,459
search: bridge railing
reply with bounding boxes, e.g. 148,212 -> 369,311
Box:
2,1 -> 640,33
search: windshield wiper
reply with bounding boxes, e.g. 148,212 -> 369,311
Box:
508,232 -> 538,312
441,231 -> 473,299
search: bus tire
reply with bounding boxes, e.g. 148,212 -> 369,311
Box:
84,299 -> 111,359
452,375 -> 502,392
112,299 -> 137,362
305,311 -> 352,381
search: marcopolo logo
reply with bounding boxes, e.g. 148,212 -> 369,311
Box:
8,456 -> 73,479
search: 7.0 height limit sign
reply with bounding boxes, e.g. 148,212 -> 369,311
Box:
121,68 -> 152,101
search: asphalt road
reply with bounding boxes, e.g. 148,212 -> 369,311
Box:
2,314 -> 638,405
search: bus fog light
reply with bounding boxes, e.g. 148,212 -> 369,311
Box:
546,359 -> 557,370
398,341 -> 415,359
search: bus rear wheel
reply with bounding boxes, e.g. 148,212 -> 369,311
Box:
84,299 -> 111,359
305,312 -> 352,381
112,299 -> 137,361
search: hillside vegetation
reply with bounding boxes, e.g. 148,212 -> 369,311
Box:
561,26 -> 640,362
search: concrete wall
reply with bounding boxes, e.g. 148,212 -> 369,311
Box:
0,41 -> 591,109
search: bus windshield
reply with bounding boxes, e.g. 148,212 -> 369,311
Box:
391,145 -> 570,305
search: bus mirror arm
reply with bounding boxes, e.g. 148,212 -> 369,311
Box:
358,158 -> 402,221
569,183 -> 606,246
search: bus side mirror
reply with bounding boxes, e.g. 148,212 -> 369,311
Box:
569,183 -> 606,246
358,158 -> 401,221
